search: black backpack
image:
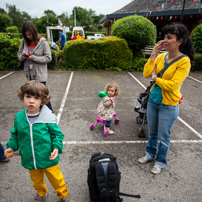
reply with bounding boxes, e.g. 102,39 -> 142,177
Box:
87,152 -> 141,202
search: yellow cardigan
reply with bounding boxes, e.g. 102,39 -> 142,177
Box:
143,52 -> 191,106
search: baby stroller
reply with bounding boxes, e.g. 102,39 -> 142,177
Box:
134,92 -> 149,138
90,111 -> 120,137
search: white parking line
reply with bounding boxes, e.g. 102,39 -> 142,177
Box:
128,72 -> 202,139
63,140 -> 202,144
57,71 -> 74,123
0,72 -> 15,80
188,75 -> 202,84
1,140 -> 202,146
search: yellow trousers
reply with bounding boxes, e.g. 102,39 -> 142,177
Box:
29,164 -> 69,199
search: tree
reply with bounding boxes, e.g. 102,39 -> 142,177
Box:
0,8 -> 7,14
22,11 -> 32,21
6,4 -> 24,32
111,15 -> 156,57
0,13 -> 13,32
35,10 -> 58,33
71,7 -> 93,25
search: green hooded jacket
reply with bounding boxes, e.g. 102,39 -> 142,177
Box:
6,105 -> 64,170
98,91 -> 108,99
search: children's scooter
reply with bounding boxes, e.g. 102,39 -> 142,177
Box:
90,111 -> 120,137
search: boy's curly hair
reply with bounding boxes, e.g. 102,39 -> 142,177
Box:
105,82 -> 120,96
17,80 -> 51,105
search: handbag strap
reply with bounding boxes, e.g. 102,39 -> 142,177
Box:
157,54 -> 186,77
148,54 -> 186,90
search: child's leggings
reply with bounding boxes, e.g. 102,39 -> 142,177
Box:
29,164 -> 69,199
106,119 -> 112,127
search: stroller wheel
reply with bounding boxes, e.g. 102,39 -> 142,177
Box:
114,118 -> 120,124
138,128 -> 147,138
90,124 -> 95,130
104,130 -> 109,137
136,116 -> 143,124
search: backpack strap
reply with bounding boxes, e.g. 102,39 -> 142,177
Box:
119,192 -> 141,198
95,163 -> 109,199
108,161 -> 117,196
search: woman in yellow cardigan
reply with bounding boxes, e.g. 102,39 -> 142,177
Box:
138,23 -> 195,174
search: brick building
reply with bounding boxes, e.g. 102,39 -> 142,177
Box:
100,0 -> 202,39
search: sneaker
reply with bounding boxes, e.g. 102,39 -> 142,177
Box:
106,128 -> 114,135
0,157 -> 10,162
138,156 -> 153,164
33,193 -> 47,202
151,165 -> 162,174
61,194 -> 74,202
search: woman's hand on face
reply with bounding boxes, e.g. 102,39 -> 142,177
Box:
153,40 -> 164,55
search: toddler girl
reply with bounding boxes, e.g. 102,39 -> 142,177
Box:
97,82 -> 120,134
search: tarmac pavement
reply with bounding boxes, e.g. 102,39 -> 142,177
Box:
0,70 -> 202,202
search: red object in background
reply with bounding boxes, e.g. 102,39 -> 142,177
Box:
171,0 -> 174,3
71,35 -> 77,40
175,16 -> 177,19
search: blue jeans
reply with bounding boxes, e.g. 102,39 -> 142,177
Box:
106,119 -> 112,127
0,143 -> 6,160
145,98 -> 179,168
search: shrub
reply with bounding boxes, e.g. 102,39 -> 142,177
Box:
111,15 -> 156,57
47,50 -> 57,70
6,26 -> 19,33
0,34 -> 21,70
63,36 -> 133,70
190,24 -> 202,53
129,58 -> 148,72
192,53 -> 202,71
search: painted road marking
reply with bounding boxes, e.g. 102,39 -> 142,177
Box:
0,72 -> 15,80
1,140 -> 202,146
62,140 -> 202,144
128,72 -> 202,139
57,71 -> 74,124
188,76 -> 202,84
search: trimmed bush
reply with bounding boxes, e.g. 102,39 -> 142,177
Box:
111,15 -> 156,57
6,26 -> 19,33
190,24 -> 202,53
192,53 -> 202,71
130,58 -> 148,72
47,50 -> 57,70
63,36 -> 133,70
0,34 -> 21,70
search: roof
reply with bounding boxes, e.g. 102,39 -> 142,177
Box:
113,0 -> 201,14
100,0 -> 202,22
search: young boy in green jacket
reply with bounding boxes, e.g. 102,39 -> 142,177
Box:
5,80 -> 74,202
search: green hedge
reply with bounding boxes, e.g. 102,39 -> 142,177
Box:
0,34 -> 21,70
190,24 -> 202,53
192,53 -> 202,71
63,36 -> 133,70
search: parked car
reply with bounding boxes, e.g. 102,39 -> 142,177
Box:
87,34 -> 105,40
